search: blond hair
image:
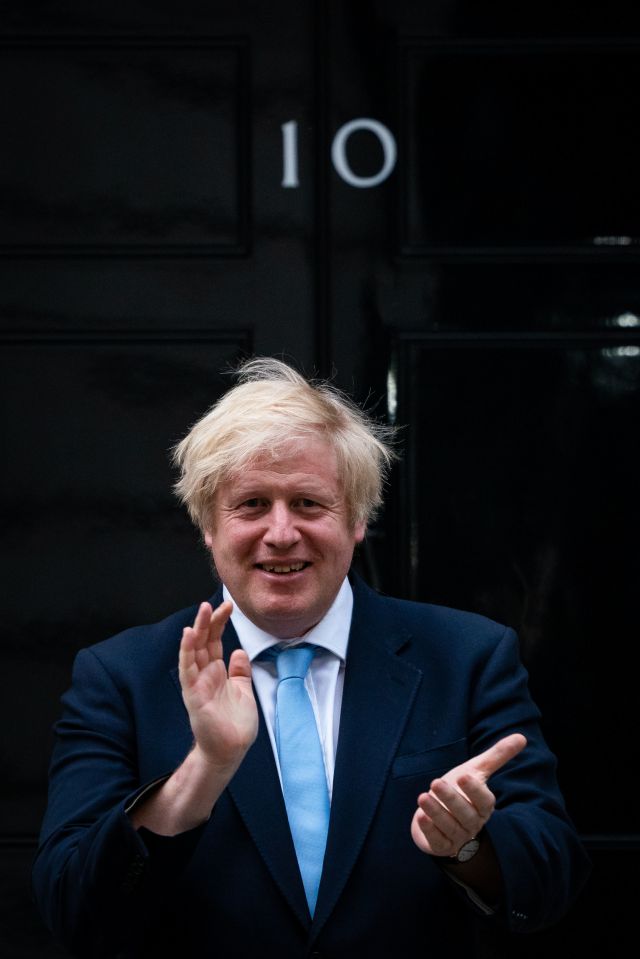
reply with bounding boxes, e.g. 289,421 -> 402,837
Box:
172,357 -> 396,529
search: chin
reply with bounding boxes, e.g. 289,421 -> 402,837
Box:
260,604 -> 319,637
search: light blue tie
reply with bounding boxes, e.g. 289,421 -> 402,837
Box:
274,644 -> 330,916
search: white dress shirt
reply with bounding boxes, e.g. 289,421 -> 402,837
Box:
223,578 -> 353,802
225,578 -> 492,915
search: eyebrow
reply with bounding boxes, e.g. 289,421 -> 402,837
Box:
226,480 -> 336,501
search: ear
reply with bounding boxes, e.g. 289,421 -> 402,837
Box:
353,521 -> 366,544
204,529 -> 213,548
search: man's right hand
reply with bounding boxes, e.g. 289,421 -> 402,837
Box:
179,600 -> 258,774
130,600 -> 258,836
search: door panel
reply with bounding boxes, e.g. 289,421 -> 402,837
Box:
325,3 -> 640,956
0,4 -> 317,955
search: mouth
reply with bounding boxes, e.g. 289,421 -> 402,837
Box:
255,562 -> 310,575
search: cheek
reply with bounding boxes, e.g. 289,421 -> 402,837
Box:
214,526 -> 256,560
321,530 -> 361,561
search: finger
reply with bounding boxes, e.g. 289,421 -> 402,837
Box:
179,604 -> 211,654
179,626 -> 200,688
412,806 -> 456,857
429,779 -> 484,833
206,600 -> 233,659
189,602 -> 222,672
179,601 -> 220,682
468,733 -> 527,782
454,774 -> 496,821
228,648 -> 252,680
190,602 -> 215,649
418,791 -> 467,850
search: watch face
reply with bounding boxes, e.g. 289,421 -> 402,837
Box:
456,838 -> 480,862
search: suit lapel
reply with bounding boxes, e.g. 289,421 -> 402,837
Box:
221,613 -> 311,928
169,590 -> 310,928
172,580 -> 424,935
311,578 -> 422,935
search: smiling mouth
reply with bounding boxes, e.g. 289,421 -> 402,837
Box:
256,562 -> 310,574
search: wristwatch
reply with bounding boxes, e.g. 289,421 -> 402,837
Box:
451,834 -> 481,864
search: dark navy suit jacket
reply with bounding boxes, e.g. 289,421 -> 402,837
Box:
33,574 -> 590,957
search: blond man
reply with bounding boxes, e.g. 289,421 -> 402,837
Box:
34,358 -> 589,958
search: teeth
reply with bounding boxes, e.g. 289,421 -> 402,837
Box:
261,563 -> 305,573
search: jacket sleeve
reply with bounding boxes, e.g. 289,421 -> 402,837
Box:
31,646 -> 204,958
467,625 -> 591,933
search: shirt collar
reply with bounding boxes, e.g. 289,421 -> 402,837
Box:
223,577 -> 353,664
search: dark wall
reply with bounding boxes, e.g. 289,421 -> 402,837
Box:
1,2 -> 639,955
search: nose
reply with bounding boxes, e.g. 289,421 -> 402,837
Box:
263,502 -> 301,549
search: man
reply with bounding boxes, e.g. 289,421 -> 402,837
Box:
33,357 -> 590,958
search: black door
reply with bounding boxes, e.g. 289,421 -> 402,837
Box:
2,3 -> 639,956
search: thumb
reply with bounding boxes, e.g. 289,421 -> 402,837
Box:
469,733 -> 527,782
228,648 -> 253,679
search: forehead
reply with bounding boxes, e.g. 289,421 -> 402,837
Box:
223,437 -> 341,491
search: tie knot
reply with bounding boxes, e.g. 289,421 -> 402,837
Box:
274,643 -> 316,681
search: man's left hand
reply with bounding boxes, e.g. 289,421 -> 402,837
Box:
411,733 -> 527,858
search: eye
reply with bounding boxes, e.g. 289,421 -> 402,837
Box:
293,497 -> 321,509
237,497 -> 267,511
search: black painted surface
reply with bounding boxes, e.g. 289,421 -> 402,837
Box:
403,42 -> 640,251
388,339 -> 639,836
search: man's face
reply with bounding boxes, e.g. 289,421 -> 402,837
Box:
204,437 -> 365,639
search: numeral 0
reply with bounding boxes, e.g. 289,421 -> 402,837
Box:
281,118 -> 397,189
